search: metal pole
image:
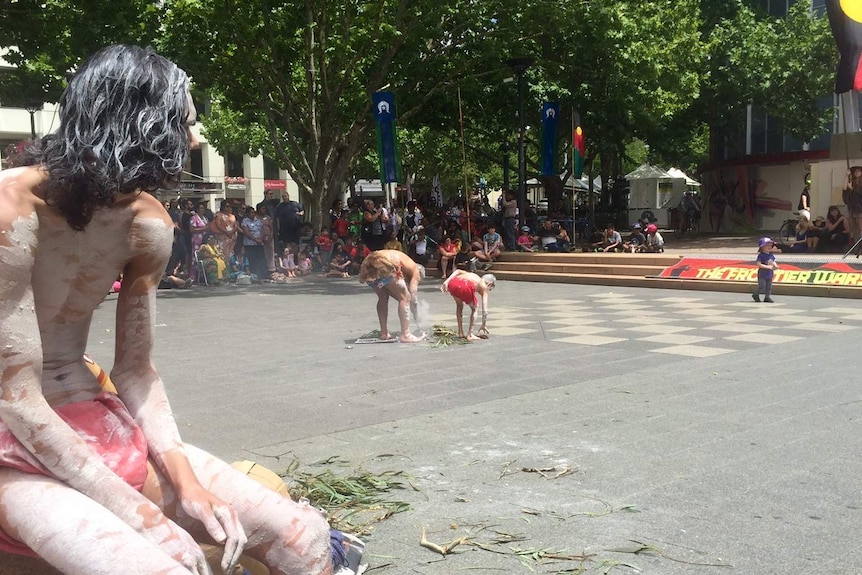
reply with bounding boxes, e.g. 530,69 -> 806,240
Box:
517,69 -> 527,228
501,141 -> 510,193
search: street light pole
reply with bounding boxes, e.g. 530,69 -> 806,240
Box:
25,105 -> 41,140
501,141 -> 510,193
506,57 -> 533,228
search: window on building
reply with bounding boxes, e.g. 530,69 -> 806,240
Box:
226,152 -> 244,177
263,156 -> 281,180
750,108 -> 767,155
185,148 -> 203,180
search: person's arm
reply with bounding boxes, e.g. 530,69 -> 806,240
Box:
478,282 -> 489,329
112,216 -> 246,573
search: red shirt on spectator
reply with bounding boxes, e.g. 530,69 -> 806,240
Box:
333,216 -> 349,238
316,234 -> 332,252
350,245 -> 371,260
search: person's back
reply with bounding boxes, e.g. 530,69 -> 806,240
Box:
2,168 -> 172,397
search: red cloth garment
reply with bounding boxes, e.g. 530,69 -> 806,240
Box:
447,276 -> 477,307
0,392 -> 149,556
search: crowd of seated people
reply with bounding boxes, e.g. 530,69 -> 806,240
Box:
776,206 -> 852,254
159,195 -> 614,288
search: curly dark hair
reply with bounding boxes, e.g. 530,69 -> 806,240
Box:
29,45 -> 191,231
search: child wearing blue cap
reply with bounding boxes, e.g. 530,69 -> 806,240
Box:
753,237 -> 778,303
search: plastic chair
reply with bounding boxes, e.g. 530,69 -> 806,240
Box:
193,250 -> 208,286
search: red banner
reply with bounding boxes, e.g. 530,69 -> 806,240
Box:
264,179 -> 287,190
659,257 -> 862,286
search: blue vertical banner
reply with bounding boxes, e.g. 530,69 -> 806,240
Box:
372,91 -> 402,183
540,102 -> 560,176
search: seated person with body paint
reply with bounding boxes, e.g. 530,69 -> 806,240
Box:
0,45 -> 360,575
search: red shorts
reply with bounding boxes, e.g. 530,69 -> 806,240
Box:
447,277 -> 477,307
0,392 -> 149,556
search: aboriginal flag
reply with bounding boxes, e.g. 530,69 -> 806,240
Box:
826,0 -> 862,93
573,115 -> 585,179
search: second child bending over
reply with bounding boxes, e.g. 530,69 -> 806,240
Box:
440,269 -> 496,341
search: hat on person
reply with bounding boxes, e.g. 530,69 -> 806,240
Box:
758,237 -> 775,247
646,224 -> 657,234
632,222 -> 642,229
521,225 -> 531,232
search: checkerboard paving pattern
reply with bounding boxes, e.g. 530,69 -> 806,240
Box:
426,294 -> 862,357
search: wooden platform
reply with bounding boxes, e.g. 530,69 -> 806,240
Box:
485,252 -> 862,299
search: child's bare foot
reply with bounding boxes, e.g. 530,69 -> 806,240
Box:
399,332 -> 426,343
466,333 -> 481,341
379,332 -> 396,341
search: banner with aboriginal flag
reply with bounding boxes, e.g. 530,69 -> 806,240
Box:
826,0 -> 862,93
572,111 -> 585,178
659,257 -> 862,286
372,91 -> 402,183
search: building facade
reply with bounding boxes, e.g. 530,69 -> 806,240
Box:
700,0 -> 861,234
0,100 -> 301,213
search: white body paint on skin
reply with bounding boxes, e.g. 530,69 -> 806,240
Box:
0,167 -> 333,574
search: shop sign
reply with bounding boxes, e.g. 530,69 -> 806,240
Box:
264,179 -> 287,191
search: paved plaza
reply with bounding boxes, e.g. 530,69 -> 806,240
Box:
86,277 -> 862,574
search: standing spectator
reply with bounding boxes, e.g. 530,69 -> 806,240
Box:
333,208 -> 350,240
178,198 -> 194,273
275,191 -> 305,247
347,201 -> 363,239
752,237 -> 778,303
316,227 -> 334,269
501,191 -> 519,250
363,198 -> 387,250
329,198 -> 344,226
844,166 -> 862,241
408,226 -> 430,266
256,189 -> 279,217
211,199 -> 238,259
189,202 -> 209,274
798,173 -> 811,221
241,206 -> 267,279
403,200 -> 424,241
259,203 -> 276,275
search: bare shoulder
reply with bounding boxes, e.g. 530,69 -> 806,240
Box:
0,167 -> 45,228
126,192 -> 174,255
